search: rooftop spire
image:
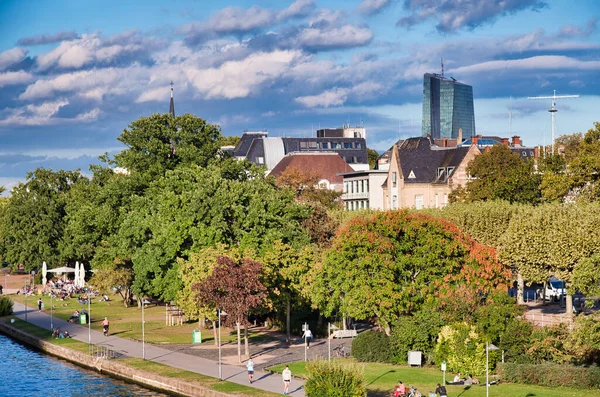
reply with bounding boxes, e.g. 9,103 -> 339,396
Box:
169,81 -> 175,118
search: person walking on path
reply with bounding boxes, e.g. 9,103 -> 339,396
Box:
37,298 -> 43,311
302,328 -> 312,348
102,317 -> 110,336
246,356 -> 255,384
282,365 -> 292,395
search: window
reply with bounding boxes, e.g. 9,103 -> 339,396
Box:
309,141 -> 318,149
437,167 -> 445,177
352,156 -> 358,163
357,157 -> 363,163
522,151 -> 526,156
435,194 -> 439,208
257,157 -> 264,164
300,141 -> 308,149
365,180 -> 369,193
333,142 -> 341,149
392,172 -> 397,187
392,195 -> 398,210
321,142 -> 328,149
344,142 -> 352,149
447,167 -> 455,175
415,195 -> 424,210
344,182 -> 348,193
530,151 -> 534,156
354,142 -> 362,149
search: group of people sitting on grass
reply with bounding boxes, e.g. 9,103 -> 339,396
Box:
52,327 -> 71,339
447,372 -> 479,385
392,373 -> 484,397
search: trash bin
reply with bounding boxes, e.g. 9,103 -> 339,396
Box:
79,313 -> 87,324
192,329 -> 202,344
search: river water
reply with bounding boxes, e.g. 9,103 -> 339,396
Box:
0,333 -> 169,397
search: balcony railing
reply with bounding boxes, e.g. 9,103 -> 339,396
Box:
342,192 -> 369,200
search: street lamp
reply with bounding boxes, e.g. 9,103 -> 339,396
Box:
486,342 -> 499,397
24,279 -> 28,322
218,308 -> 222,381
328,323 -> 339,364
142,299 -> 150,359
88,296 -> 91,346
50,293 -> 53,331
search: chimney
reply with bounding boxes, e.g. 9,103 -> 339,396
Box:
472,136 -> 479,145
457,128 -> 463,144
502,138 -> 509,146
442,137 -> 448,147
512,136 -> 521,146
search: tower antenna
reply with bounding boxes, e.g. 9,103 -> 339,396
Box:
528,90 -> 579,154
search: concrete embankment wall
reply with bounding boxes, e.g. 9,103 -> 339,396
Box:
0,321 -> 230,397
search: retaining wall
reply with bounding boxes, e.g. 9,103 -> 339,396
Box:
0,321 -> 231,397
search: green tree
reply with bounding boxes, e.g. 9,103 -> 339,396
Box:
435,322 -> 487,376
367,148 -> 379,169
217,135 -> 241,147
462,144 -> 541,204
109,113 -> 222,179
309,210 -> 509,335
0,168 -> 84,271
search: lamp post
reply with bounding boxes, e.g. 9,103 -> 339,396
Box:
142,299 -> 150,359
218,308 -> 222,381
88,296 -> 91,346
328,323 -> 339,364
24,279 -> 27,322
50,293 -> 53,331
486,342 -> 499,397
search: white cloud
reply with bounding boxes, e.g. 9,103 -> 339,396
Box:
0,47 -> 28,70
0,99 -> 100,126
296,88 -> 350,107
0,71 -> 33,87
358,0 -> 391,15
298,25 -> 373,50
452,56 -> 600,74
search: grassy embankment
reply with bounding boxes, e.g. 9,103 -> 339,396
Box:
268,361 -> 598,397
2,316 -> 281,397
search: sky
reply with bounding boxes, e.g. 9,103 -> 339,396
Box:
0,0 -> 599,194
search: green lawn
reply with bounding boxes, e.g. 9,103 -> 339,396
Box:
268,360 -> 596,397
9,293 -> 275,345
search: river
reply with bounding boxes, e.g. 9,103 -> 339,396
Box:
0,333 -> 170,397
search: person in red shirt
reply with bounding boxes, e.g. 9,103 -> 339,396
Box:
394,380 -> 406,397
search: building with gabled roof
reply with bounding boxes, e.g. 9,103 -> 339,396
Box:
381,136 -> 480,210
269,152 -> 354,191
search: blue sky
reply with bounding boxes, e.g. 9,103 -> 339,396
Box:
0,0 -> 599,194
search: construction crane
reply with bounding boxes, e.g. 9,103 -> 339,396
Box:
527,90 -> 579,154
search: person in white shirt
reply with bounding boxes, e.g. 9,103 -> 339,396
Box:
302,328 -> 313,348
453,372 -> 461,383
246,356 -> 255,384
282,365 -> 292,395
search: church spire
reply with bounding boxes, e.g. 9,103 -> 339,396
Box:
169,81 -> 175,118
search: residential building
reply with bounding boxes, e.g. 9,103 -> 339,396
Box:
458,135 -> 538,162
317,124 -> 366,140
381,137 -> 480,210
269,152 -> 354,192
338,170 -> 388,210
422,73 -> 475,140
231,130 -> 369,172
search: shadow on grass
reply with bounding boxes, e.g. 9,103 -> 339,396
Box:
366,369 -> 396,387
456,385 -> 471,397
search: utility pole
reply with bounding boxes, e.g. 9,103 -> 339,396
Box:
527,90 -> 579,154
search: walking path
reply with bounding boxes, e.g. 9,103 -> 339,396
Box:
10,301 -> 305,396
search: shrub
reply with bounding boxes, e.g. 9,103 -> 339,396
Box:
0,296 -> 13,316
499,362 -> 600,388
352,330 -> 392,363
435,322 -> 487,376
305,360 -> 366,397
499,318 -> 534,363
390,308 -> 443,364
527,324 -> 571,364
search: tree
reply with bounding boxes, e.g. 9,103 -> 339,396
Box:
109,113 -> 222,179
217,135 -> 241,147
274,167 -> 342,209
89,261 -> 134,307
308,210 -> 509,335
261,241 -> 315,343
0,168 -> 84,271
367,148 -> 379,169
462,144 -> 541,204
194,255 -> 267,362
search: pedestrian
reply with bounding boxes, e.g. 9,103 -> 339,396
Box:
102,317 -> 110,336
246,356 -> 255,384
302,328 -> 312,348
38,298 -> 43,311
394,380 -> 406,397
435,383 -> 448,397
282,365 -> 292,395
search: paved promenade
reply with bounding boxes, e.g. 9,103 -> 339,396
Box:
10,301 -> 305,397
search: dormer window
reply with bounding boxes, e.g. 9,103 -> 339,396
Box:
437,167 -> 445,178
447,167 -> 455,176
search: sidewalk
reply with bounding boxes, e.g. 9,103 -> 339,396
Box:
10,301 -> 305,397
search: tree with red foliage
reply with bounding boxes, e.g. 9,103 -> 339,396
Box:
194,255 -> 267,362
308,210 -> 510,335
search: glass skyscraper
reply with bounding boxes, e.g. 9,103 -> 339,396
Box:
422,73 -> 475,139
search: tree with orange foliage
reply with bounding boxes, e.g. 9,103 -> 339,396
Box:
308,210 -> 510,335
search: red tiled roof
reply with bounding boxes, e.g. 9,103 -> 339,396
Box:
269,153 -> 354,184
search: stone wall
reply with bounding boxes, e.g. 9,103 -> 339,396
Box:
0,321 -> 231,397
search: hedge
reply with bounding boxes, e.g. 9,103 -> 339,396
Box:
352,330 -> 392,363
499,362 -> 600,389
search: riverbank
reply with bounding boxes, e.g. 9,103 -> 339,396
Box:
3,300 -> 300,396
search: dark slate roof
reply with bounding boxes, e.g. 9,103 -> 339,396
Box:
269,153 -> 354,184
398,137 -> 471,184
233,132 -> 267,157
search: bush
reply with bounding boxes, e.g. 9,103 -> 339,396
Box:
390,308 -> 443,364
352,330 -> 392,363
305,360 -> 366,397
499,362 -> 600,388
0,296 -> 13,316
435,322 -> 487,376
499,318 -> 534,363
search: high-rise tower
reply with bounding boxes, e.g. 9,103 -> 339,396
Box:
422,73 -> 475,140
